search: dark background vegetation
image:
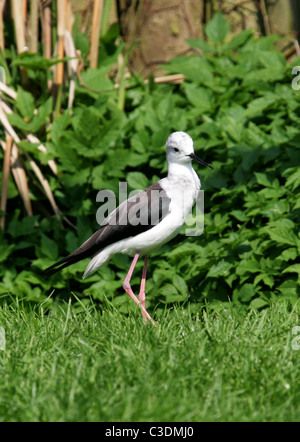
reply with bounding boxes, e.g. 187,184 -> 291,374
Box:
0,0 -> 299,312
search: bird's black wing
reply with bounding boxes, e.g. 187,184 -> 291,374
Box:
44,181 -> 170,277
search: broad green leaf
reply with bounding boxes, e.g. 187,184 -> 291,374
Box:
250,298 -> 269,309
172,274 -> 188,295
255,172 -> 273,187
263,219 -> 298,246
285,168 -> 300,191
207,260 -> 233,278
278,280 -> 298,297
243,96 -> 277,118
41,234 -> 58,260
184,84 -> 214,111
205,12 -> 230,44
258,50 -> 286,70
186,38 -> 216,53
223,29 -> 253,50
164,56 -> 213,83
278,248 -> 298,262
11,52 -> 73,70
254,273 -> 274,288
127,172 -> 149,190
10,97 -> 53,132
80,68 -> 114,91
16,86 -> 35,120
233,283 -> 256,302
283,264 -> 300,275
0,244 -> 14,262
236,260 -> 260,276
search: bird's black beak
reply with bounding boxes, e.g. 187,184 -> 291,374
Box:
189,153 -> 213,170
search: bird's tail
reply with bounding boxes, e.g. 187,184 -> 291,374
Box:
43,253 -> 88,278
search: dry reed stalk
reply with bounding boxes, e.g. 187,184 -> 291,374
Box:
54,0 -> 66,116
147,74 -> 185,85
56,0 -> 66,87
11,145 -> 33,216
11,0 -> 27,53
113,73 -> 185,91
41,4 -> 51,59
64,30 -> 78,109
65,0 -> 74,34
0,83 -> 58,175
0,101 -> 61,219
23,0 -> 28,21
0,0 -> 5,51
0,136 -> 13,229
294,40 -> 300,57
0,138 -> 33,216
90,0 -> 104,69
26,133 -> 58,175
12,0 -> 28,85
29,0 -> 39,53
26,156 -> 62,220
56,37 -> 64,85
0,100 -> 21,141
0,81 -> 18,100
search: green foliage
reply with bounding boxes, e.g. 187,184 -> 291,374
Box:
0,14 -> 299,309
205,11 -> 230,44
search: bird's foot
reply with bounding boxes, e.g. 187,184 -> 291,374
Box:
123,281 -> 156,326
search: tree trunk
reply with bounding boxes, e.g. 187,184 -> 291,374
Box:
71,1 -> 300,76
117,0 -> 205,76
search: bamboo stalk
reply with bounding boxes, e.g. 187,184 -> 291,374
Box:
29,0 -> 39,53
90,0 -> 104,69
0,136 -> 13,229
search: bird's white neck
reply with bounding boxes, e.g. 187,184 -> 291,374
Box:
167,160 -> 201,191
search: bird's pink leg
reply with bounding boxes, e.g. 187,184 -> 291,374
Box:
139,255 -> 148,323
123,253 -> 155,326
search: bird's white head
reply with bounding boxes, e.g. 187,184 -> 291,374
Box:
166,131 -> 213,169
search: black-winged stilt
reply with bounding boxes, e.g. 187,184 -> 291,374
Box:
45,132 -> 213,325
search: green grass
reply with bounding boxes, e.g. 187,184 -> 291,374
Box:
0,296 -> 299,422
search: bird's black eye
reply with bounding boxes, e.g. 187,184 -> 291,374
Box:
173,148 -> 179,153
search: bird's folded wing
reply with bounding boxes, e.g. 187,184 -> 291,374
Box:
44,181 -> 170,276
